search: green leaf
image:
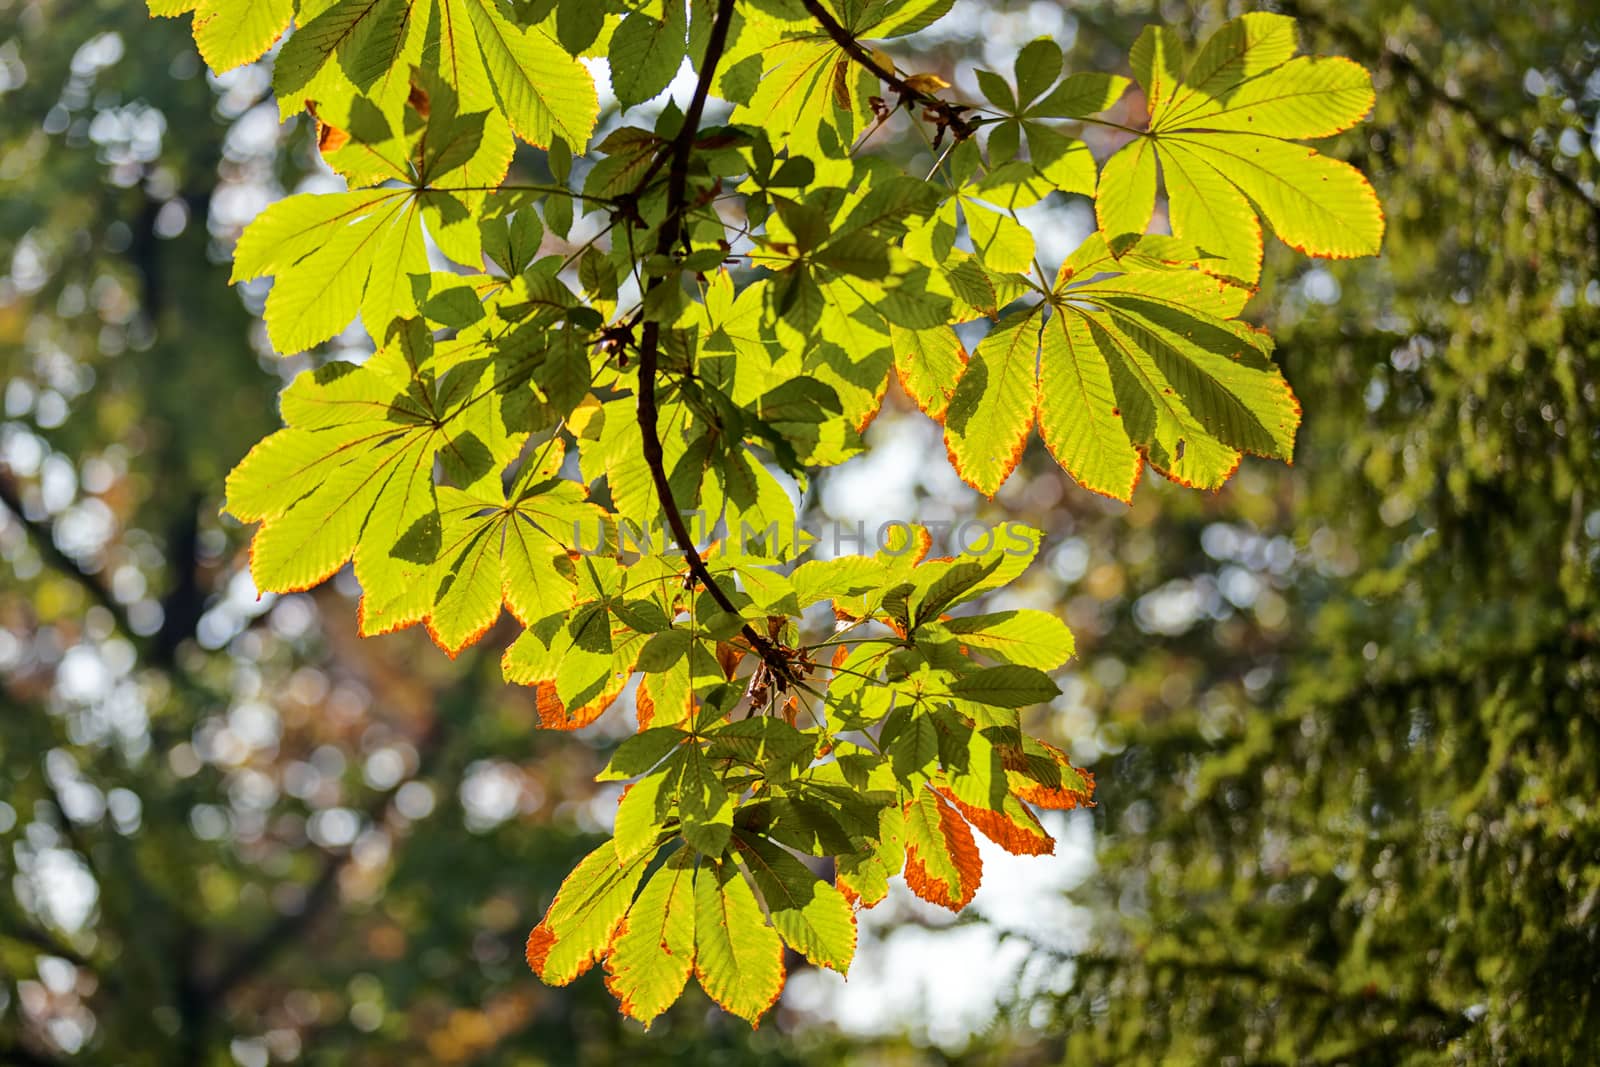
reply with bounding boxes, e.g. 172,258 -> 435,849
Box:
943,306 -> 1042,496
1036,304 -> 1142,502
937,231 -> 1301,501
224,345 -> 475,612
790,553 -> 881,599
1094,135 -> 1159,250
703,719 -> 814,780
234,190 -> 421,354
908,556 -> 1002,629
503,602 -> 650,730
974,68 -> 1015,113
679,747 -> 734,856
1053,244 -> 1300,490
947,665 -> 1060,708
424,465 -> 600,653
526,838 -> 656,985
462,0 -> 601,149
1128,24 -> 1185,116
960,195 -> 1035,273
556,0 -> 605,54
614,767 -> 677,862
891,325 -> 967,421
191,0 -> 292,72
636,628 -> 694,673
888,711 -> 940,787
1029,72 -> 1130,119
693,858 -> 785,1026
939,610 -> 1076,669
597,727 -> 688,781
1013,38 -> 1062,107
733,832 -> 856,972
605,850 -> 697,1026
835,802 -> 904,909
610,4 -> 689,110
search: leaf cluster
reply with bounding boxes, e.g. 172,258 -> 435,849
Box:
149,0 -> 1382,1025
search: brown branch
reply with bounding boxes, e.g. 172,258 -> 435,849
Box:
798,0 -> 974,141
0,469 -> 138,644
631,0 -> 795,681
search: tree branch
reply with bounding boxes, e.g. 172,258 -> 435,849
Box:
799,0 -> 974,142
0,469 -> 138,645
631,0 -> 795,681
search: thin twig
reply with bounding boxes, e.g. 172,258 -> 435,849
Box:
630,0 -> 795,681
798,0 -> 974,142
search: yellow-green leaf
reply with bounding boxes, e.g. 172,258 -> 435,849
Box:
693,858 -> 784,1026
604,850 -> 697,1027
733,832 -> 856,973
943,306 -> 1042,496
526,838 -> 656,986
192,0 -> 292,72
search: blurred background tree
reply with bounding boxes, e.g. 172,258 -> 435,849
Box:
1,1 -> 1595,1065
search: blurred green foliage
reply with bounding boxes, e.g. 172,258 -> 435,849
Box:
1022,1 -> 1599,1063
1,0 -> 1595,1064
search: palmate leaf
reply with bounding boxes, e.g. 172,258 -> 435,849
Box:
233,70 -> 594,354
422,441 -> 604,655
153,0 -> 1370,1031
973,36 -> 1109,191
1098,13 -> 1382,283
233,188 -> 428,355
223,325 -> 497,606
943,233 -> 1300,500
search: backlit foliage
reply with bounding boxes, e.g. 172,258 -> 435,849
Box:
148,0 -> 1381,1024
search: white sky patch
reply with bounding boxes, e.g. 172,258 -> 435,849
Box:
789,812 -> 1096,1048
